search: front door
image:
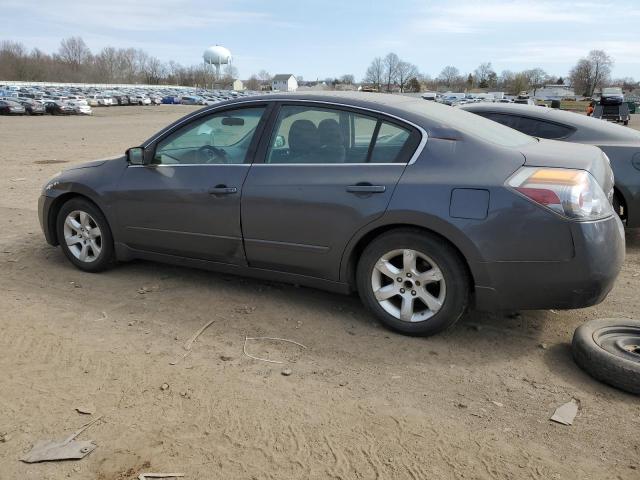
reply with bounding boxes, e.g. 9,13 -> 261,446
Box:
241,103 -> 422,280
114,105 -> 267,264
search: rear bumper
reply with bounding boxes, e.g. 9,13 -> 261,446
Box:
474,214 -> 625,311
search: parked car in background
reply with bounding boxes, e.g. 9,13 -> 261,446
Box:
180,96 -> 206,105
66,101 -> 92,115
0,99 -> 26,115
459,102 -> 640,227
161,96 -> 181,104
44,101 -> 75,115
38,93 -> 624,336
600,87 -> 624,105
15,98 -> 46,115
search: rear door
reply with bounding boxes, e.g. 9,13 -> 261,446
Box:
241,102 -> 422,280
114,104 -> 269,263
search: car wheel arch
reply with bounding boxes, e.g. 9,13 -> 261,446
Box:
341,223 -> 476,295
612,186 -> 628,222
47,192 -> 107,246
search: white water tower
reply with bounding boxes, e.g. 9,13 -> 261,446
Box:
203,45 -> 232,81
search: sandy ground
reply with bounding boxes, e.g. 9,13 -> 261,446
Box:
0,106 -> 639,480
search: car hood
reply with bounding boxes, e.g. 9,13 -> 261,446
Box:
518,138 -> 614,195
64,155 -> 123,171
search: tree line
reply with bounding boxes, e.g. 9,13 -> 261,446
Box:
363,50 -> 637,96
1,37 -> 638,97
0,37 -> 238,86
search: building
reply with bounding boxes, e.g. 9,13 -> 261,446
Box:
272,74 -> 298,92
532,84 -> 576,101
232,79 -> 244,91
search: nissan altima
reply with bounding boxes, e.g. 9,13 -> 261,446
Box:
38,93 -> 625,336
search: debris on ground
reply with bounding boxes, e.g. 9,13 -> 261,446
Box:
243,336 -> 308,364
75,404 -> 95,415
138,474 -> 185,480
281,369 -> 293,376
491,401 -> 504,407
137,285 -> 158,294
20,416 -> 103,463
160,383 -> 170,391
219,355 -> 233,361
183,319 -> 215,351
538,343 -> 548,350
550,399 -> 580,426
0,432 -> 10,443
170,319 -> 216,365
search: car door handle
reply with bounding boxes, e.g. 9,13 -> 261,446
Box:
346,184 -> 386,193
209,186 -> 238,195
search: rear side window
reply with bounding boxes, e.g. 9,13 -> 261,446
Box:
266,104 -> 419,164
479,113 -> 574,139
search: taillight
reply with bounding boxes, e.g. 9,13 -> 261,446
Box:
507,167 -> 613,220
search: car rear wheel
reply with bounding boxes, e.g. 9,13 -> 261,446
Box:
357,229 -> 469,336
56,198 -> 114,272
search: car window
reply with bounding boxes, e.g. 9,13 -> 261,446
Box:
478,113 -> 573,139
153,107 -> 265,165
370,121 -> 412,163
266,105 -> 416,164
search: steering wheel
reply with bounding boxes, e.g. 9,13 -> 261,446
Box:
197,145 -> 228,164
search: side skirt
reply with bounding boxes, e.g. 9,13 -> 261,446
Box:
115,242 -> 353,295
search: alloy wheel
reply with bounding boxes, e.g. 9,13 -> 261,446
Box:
371,248 -> 446,323
63,210 -> 102,263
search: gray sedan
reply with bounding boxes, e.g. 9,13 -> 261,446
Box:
459,102 -> 640,227
38,93 -> 625,336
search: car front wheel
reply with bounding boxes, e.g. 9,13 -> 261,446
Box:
357,229 -> 469,336
56,198 -> 114,272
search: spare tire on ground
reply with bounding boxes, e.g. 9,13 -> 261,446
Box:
572,318 -> 640,395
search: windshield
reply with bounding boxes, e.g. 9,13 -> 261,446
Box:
602,87 -> 622,95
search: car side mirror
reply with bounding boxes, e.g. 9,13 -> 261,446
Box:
274,135 -> 285,148
127,147 -> 145,165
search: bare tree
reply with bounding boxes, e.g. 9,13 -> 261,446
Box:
245,75 -> 260,91
474,62 -> 495,88
383,52 -> 400,92
396,61 -> 419,92
587,50 -> 613,96
257,70 -> 272,83
438,66 -> 460,88
339,74 -> 355,84
523,68 -> 548,95
364,57 -> 384,91
58,37 -> 91,72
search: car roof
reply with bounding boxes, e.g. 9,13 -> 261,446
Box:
144,91 -> 536,149
459,102 -> 640,144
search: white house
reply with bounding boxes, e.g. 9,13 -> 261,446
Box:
272,74 -> 298,92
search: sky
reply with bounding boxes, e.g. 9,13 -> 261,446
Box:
2,0 -> 640,81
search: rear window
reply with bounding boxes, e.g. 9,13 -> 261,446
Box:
479,113 -> 574,140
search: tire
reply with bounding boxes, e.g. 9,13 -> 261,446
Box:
624,120 -> 629,126
572,318 -> 640,395
55,197 -> 114,272
356,229 -> 469,336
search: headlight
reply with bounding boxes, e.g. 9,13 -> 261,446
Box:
507,167 -> 613,220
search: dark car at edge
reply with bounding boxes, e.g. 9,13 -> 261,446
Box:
38,93 -> 625,336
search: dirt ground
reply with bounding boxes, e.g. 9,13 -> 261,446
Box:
0,106 -> 639,480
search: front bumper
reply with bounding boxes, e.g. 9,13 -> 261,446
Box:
38,194 -> 58,246
474,214 -> 625,311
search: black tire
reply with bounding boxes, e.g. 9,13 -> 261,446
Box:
572,318 -> 640,395
624,120 -> 629,126
55,197 -> 114,272
356,229 -> 469,336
